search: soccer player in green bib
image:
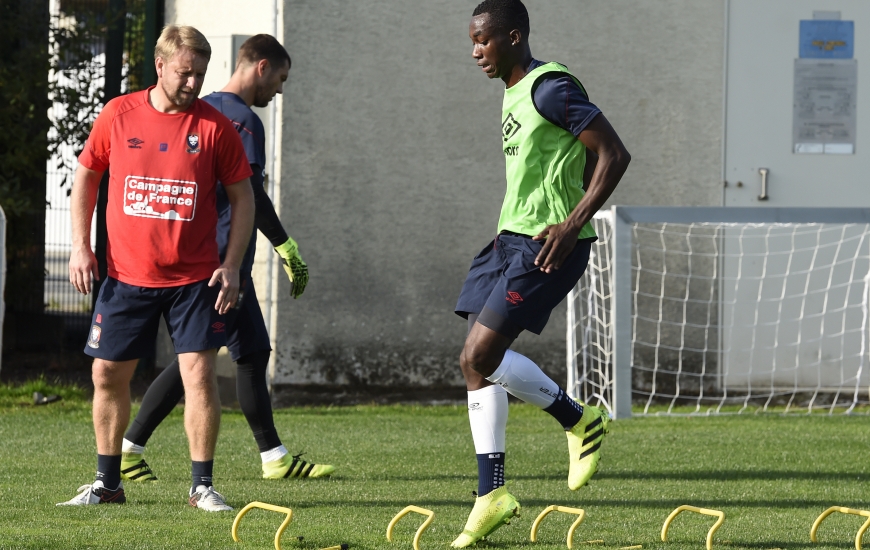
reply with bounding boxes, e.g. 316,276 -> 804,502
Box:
452,1 -> 631,546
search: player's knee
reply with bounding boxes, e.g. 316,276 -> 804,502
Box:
178,352 -> 216,383
460,342 -> 499,378
91,360 -> 128,389
184,368 -> 217,392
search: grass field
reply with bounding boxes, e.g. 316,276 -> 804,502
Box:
1,382 -> 869,549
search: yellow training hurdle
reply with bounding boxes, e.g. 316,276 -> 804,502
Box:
661,505 -> 725,550
231,501 -> 294,550
811,506 -> 870,550
530,505 -> 587,549
386,505 -> 435,550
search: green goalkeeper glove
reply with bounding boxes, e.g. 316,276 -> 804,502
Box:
275,236 -> 308,299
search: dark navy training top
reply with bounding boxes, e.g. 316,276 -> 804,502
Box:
202,92 -> 266,276
528,59 -> 601,137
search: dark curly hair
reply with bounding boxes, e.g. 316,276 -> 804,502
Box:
472,0 -> 530,37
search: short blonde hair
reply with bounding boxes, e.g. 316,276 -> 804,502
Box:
154,25 -> 211,62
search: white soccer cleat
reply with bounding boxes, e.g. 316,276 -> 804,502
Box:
188,485 -> 233,512
56,480 -> 126,506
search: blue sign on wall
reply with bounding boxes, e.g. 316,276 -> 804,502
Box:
799,20 -> 854,59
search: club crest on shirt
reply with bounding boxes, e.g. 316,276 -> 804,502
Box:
186,133 -> 200,153
87,325 -> 101,349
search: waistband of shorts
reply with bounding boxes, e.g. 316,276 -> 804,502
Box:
498,230 -> 534,239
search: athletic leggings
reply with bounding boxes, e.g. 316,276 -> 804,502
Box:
125,350 -> 281,452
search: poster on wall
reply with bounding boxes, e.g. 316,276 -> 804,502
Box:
793,18 -> 857,154
793,59 -> 857,154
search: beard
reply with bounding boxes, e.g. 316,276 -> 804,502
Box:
252,83 -> 276,108
252,91 -> 271,108
162,81 -> 197,108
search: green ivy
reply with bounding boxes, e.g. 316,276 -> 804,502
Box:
0,1 -> 50,220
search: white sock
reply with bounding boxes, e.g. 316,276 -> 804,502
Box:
122,439 -> 145,454
261,445 -> 288,464
486,350 -> 560,409
467,385 -> 508,454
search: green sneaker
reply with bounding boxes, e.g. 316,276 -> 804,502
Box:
451,487 -> 521,548
567,402 -> 609,490
120,452 -> 158,482
262,453 -> 335,479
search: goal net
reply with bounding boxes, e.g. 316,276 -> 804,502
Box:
567,206 -> 870,417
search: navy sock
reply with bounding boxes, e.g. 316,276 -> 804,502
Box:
476,452 -> 505,496
96,454 -> 122,490
191,460 -> 214,490
544,389 -> 584,430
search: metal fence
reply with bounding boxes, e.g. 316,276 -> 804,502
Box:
44,0 -> 159,348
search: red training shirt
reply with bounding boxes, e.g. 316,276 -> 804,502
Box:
78,87 -> 253,288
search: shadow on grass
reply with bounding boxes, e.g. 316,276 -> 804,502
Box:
593,470 -> 870,482
274,497 -> 856,510
736,544 -> 843,549
378,470 -> 868,483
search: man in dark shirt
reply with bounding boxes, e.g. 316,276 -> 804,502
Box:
120,34 -> 334,483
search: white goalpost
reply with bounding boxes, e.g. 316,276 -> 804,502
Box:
567,206 -> 870,418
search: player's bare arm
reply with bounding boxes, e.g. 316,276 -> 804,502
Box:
68,165 -> 104,295
209,176 -> 255,313
583,149 -> 598,191
533,113 -> 630,272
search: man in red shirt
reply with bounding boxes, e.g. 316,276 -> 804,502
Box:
60,25 -> 255,512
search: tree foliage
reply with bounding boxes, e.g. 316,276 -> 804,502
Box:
47,9 -> 107,192
0,0 -> 147,319
0,0 -> 50,220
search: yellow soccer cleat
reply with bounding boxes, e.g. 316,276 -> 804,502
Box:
566,403 -> 610,490
262,452 -> 335,479
451,486 -> 521,548
120,452 -> 158,482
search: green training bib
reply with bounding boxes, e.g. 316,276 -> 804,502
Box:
498,62 -> 597,241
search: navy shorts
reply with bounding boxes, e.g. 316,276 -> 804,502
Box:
223,275 -> 272,362
85,277 -> 227,361
455,233 -> 593,335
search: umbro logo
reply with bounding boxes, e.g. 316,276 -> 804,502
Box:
211,322 -> 225,333
469,403 -> 482,411
506,291 -> 523,305
127,137 -> 144,149
502,113 -> 521,142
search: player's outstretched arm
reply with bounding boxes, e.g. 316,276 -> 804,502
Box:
68,166 -> 104,295
210,177 -> 255,314
534,113 -> 630,273
247,171 -> 308,299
